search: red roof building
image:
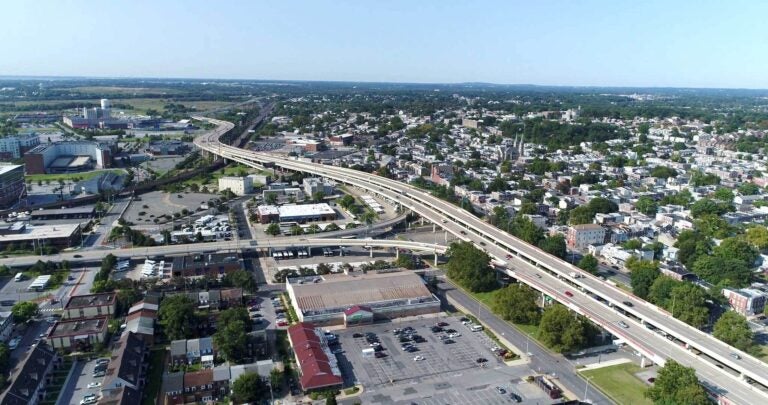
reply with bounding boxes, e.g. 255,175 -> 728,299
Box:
287,322 -> 343,392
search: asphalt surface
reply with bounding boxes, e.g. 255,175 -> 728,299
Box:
438,277 -> 613,405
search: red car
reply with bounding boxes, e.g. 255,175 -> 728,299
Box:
564,291 -> 574,297
276,320 -> 289,327
505,254 -> 513,259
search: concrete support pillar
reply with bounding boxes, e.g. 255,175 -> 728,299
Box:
434,251 -> 438,265
420,217 -> 424,226
640,357 -> 647,368
396,249 -> 400,259
370,248 -> 373,258
444,231 -> 448,243
432,223 -> 436,233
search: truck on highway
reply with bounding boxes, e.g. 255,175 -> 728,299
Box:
569,272 -> 582,278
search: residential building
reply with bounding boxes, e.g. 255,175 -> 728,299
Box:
102,332 -> 148,393
0,165 -> 24,210
0,133 -> 40,159
125,301 -> 157,345
722,288 -> 768,317
302,177 -> 335,197
0,343 -> 61,405
170,253 -> 242,279
566,224 -> 606,249
218,176 -> 253,196
62,292 -> 117,319
47,316 -> 108,351
0,311 -> 12,342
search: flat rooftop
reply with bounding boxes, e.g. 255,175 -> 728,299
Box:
0,165 -> 22,175
171,253 -> 241,270
288,271 -> 433,313
0,223 -> 79,243
50,316 -> 108,338
31,206 -> 95,217
279,203 -> 335,218
65,293 -> 116,309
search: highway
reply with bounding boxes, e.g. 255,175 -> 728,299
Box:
0,238 -> 445,267
194,116 -> 768,404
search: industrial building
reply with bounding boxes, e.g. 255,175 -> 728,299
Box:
0,165 -> 25,209
302,177 -> 335,197
29,206 -> 95,221
285,271 -> 440,326
256,203 -> 336,224
23,141 -> 112,174
61,99 -> 128,129
147,140 -> 190,156
218,176 -> 253,196
0,222 -> 81,252
0,133 -> 40,159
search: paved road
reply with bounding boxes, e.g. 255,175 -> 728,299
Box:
194,117 -> 768,403
438,277 -> 613,405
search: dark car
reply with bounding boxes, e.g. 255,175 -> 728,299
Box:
352,333 -> 364,338
436,322 -> 449,327
445,329 -> 457,334
510,393 -> 522,403
375,351 -> 387,358
564,290 -> 574,297
443,339 -> 455,344
431,326 -> 442,333
476,357 -> 488,363
622,301 -> 633,307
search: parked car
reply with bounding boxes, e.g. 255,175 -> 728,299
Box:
92,371 -> 106,378
495,386 -> 506,394
436,322 -> 449,327
87,382 -> 102,389
352,333 -> 364,338
95,358 -> 110,365
476,357 -> 488,363
510,392 -> 522,402
413,355 -> 425,361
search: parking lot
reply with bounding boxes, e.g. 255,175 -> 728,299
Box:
58,357 -> 110,405
333,316 -> 550,404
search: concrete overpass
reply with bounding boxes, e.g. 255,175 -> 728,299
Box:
194,116 -> 768,404
0,238 -> 445,267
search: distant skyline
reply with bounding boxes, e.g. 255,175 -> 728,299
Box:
2,0 -> 767,89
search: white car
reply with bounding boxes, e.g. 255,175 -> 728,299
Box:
413,355 -> 425,361
87,382 -> 101,389
448,333 -> 461,338
8,337 -> 21,350
80,394 -> 98,405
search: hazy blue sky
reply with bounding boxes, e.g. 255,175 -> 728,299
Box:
2,0 -> 766,88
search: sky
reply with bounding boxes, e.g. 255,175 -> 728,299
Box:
1,0 -> 767,88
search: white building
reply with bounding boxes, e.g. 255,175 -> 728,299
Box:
218,176 -> 253,196
0,133 -> 40,159
566,224 -> 605,250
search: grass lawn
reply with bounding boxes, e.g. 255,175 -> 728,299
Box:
473,290 -> 498,308
25,169 -> 126,183
580,363 -> 652,405
142,348 -> 166,405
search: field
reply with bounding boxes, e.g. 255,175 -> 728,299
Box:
580,363 -> 652,405
69,86 -> 182,95
0,97 -> 235,114
25,169 -> 126,183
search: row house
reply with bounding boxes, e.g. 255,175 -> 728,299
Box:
169,337 -> 215,369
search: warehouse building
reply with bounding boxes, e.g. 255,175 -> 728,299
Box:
218,176 -> 253,196
287,322 -> 343,392
285,271 -> 440,326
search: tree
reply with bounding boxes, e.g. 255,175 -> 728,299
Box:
745,226 -> 768,252
674,230 -> 710,268
568,206 -> 594,225
11,301 -> 38,323
538,235 -> 566,259
492,284 -> 540,324
231,372 -> 269,404
446,241 -> 497,292
692,256 -> 751,287
312,191 -> 326,203
158,295 -> 198,340
223,270 -> 258,293
395,254 -> 418,270
713,311 -> 753,351
650,166 -> 678,179
214,308 -> 252,364
635,196 -> 658,216
714,237 -> 758,267
690,198 -> 731,218
713,187 -> 734,202
737,182 -> 761,196
577,254 -> 599,274
265,192 -> 278,205
645,360 -> 709,405
337,194 -> 355,209
265,223 -> 281,236
627,257 -> 659,299
537,305 -> 589,353
316,262 -> 332,274
669,283 -> 709,328
647,276 -> 681,308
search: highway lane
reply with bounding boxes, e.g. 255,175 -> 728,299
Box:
195,117 -> 768,403
0,238 -> 445,267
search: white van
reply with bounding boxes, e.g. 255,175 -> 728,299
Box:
14,273 -> 23,282
470,324 -> 484,332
